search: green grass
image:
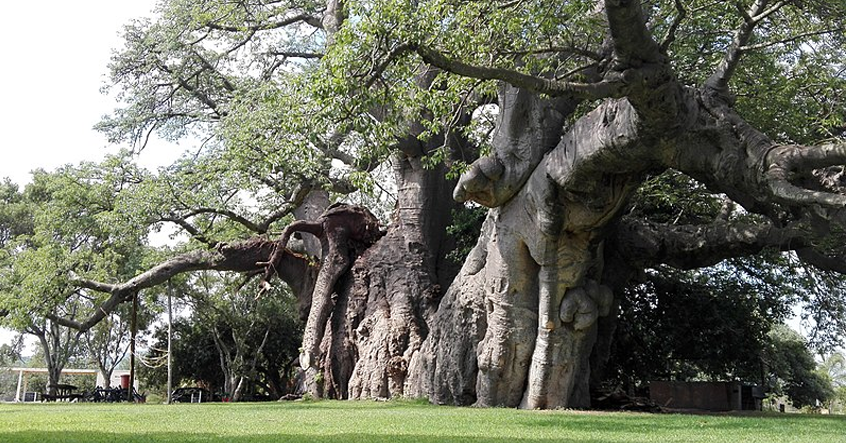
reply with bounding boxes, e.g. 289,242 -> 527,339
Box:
0,400 -> 844,443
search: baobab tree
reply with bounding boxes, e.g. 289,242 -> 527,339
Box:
17,0 -> 846,409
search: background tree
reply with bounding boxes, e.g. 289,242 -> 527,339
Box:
84,304 -> 138,389
25,318 -> 85,395
141,272 -> 302,400
141,317 -> 224,395
764,325 -> 833,408
0,156 -> 154,392
600,171 -> 845,397
0,339 -> 25,401
609,263 -> 785,390
819,351 -> 846,413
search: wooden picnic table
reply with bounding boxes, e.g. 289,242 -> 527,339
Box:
44,383 -> 83,402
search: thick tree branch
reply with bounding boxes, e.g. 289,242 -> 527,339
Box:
611,216 -> 811,269
322,0 -> 344,36
796,248 -> 846,274
48,239 -> 315,332
676,89 -> 846,217
410,44 -> 624,100
604,0 -> 663,64
205,13 -> 322,32
765,142 -> 846,208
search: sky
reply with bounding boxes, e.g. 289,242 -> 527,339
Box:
0,1 -> 187,354
0,0 -> 182,187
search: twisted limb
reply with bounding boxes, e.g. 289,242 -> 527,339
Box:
259,204 -> 384,380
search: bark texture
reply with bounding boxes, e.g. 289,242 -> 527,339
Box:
321,153 -> 462,399
261,203 -> 383,398
409,96 -> 644,408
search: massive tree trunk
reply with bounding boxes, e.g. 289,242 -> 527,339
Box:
335,1 -> 846,409
343,154 -> 459,399
294,132 -> 466,398
408,95 -> 645,408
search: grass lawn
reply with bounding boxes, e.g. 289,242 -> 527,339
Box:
0,400 -> 844,443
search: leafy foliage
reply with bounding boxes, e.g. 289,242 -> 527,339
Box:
0,155 -> 152,329
141,272 -> 302,399
610,262 -> 790,388
610,259 -> 838,407
764,324 -> 834,408
627,170 -> 724,225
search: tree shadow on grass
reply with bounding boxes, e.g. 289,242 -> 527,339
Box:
515,411 -> 846,436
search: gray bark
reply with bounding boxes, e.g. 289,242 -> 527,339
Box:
326,154 -> 461,400
409,101 -> 643,408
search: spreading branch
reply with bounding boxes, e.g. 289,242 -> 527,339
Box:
706,0 -> 793,93
796,248 -> 846,274
48,240 -> 314,332
205,13 -> 322,32
611,216 -> 812,270
765,142 -> 846,208
410,44 -> 624,100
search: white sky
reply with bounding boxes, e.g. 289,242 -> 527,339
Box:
0,1 -> 188,353
0,0 -> 182,187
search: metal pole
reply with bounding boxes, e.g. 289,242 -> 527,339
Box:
15,369 -> 23,402
167,282 -> 173,404
128,291 -> 138,402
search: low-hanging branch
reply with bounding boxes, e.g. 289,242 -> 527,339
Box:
47,239 -> 315,332
611,216 -> 814,270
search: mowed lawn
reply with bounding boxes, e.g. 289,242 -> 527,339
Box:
0,400 -> 844,443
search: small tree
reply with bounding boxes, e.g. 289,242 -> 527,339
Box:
764,325 -> 834,409
819,352 -> 846,413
